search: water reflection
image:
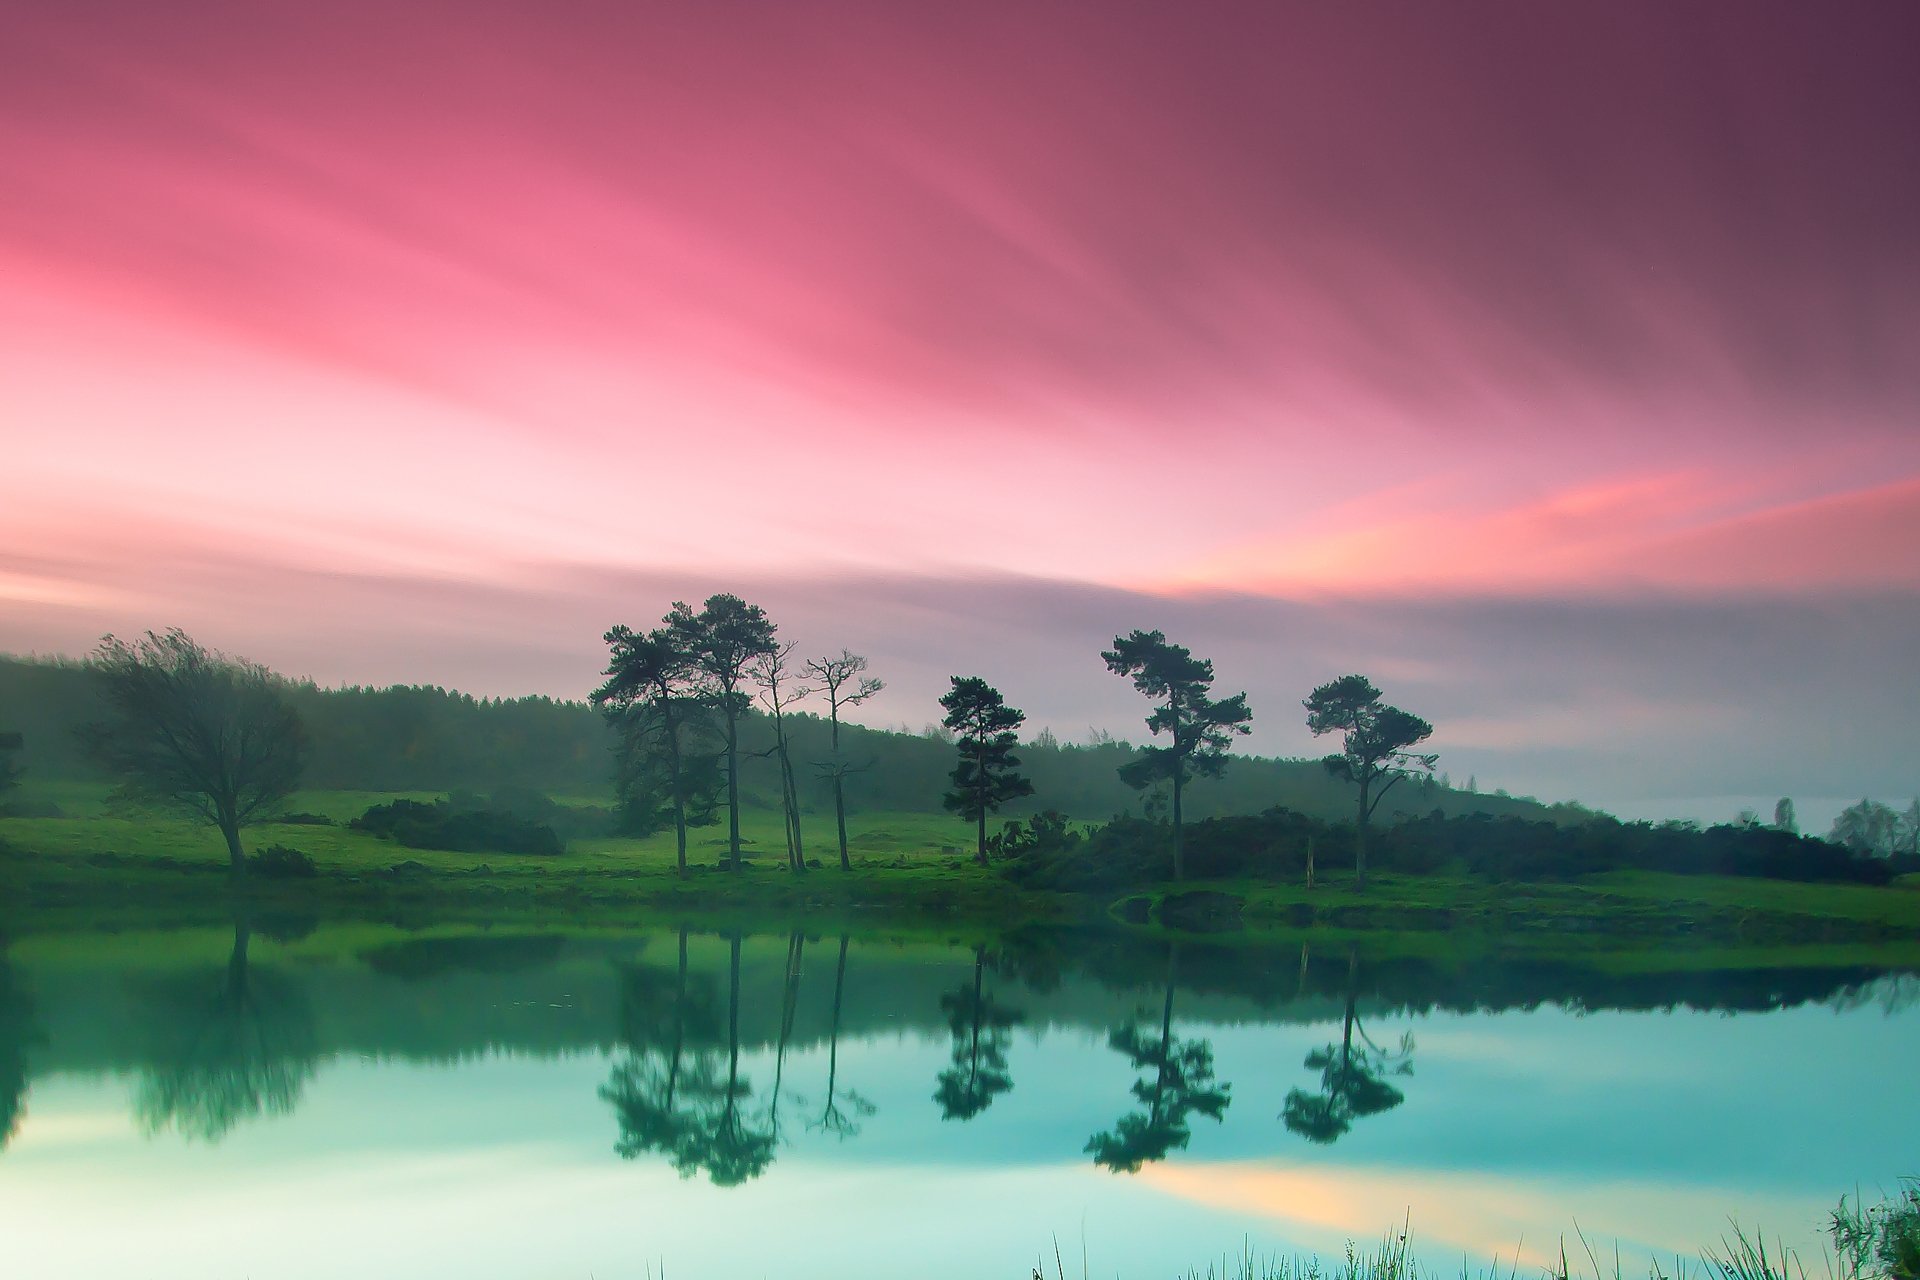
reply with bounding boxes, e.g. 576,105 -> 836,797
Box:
0,920 -> 1911,1180
934,944 -> 1023,1122
1087,943 -> 1230,1172
1281,946 -> 1414,1145
0,954 -> 36,1150
602,929 -> 772,1185
809,935 -> 873,1140
133,916 -> 318,1142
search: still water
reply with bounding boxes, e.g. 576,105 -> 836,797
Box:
0,920 -> 1914,1278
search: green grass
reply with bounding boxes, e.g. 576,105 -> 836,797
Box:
5,785 -> 1919,957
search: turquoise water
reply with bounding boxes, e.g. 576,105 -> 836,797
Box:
0,923 -> 1913,1278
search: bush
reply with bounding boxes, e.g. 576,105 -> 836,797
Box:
350,797 -> 564,856
274,811 -> 336,826
248,843 -> 317,879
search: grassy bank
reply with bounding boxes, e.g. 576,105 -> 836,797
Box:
1153,1181 -> 1919,1280
3,786 -> 1918,956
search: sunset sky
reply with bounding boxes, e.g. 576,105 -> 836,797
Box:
3,0 -> 1916,819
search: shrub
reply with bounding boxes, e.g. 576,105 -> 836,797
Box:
248,843 -> 317,879
274,811 -> 336,826
350,797 -> 564,856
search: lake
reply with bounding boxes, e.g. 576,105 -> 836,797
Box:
1,919 -> 1914,1279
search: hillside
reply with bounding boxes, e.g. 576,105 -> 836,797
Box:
0,654 -> 1573,826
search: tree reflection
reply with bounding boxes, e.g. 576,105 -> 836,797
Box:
765,930 -> 806,1141
809,935 -> 873,1139
602,926 -> 722,1166
934,944 -> 1023,1121
1282,947 -> 1413,1144
602,930 -> 773,1186
0,955 -> 38,1151
135,916 -> 318,1142
1087,943 -> 1230,1172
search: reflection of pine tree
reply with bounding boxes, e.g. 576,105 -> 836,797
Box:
1086,944 -> 1230,1172
0,956 -> 39,1150
934,946 -> 1023,1121
688,934 -> 776,1185
603,928 -> 722,1165
603,931 -> 773,1186
1282,949 -> 1413,1145
135,919 -> 318,1142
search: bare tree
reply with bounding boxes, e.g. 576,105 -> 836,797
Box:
804,650 -> 884,872
82,630 -> 308,881
750,642 -> 812,873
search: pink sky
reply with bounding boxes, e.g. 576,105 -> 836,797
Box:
2,0 -> 1917,813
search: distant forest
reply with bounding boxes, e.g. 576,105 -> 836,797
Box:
0,654 -> 1569,826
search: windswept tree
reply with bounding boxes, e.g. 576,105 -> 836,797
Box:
1773,797 -> 1798,835
82,630 -> 309,881
1102,631 -> 1252,881
668,596 -> 777,872
750,643 -> 811,873
135,915 -> 318,1142
939,677 -> 1034,866
804,650 -> 884,872
1303,675 -> 1435,890
592,624 -> 719,875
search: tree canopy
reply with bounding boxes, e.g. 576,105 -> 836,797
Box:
1102,630 -> 1252,880
939,677 -> 1035,865
81,630 -> 309,878
1303,674 -> 1435,888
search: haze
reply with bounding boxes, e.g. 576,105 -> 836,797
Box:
3,0 -> 1917,818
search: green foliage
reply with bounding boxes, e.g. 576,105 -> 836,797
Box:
1003,806 -> 1899,892
593,622 -> 724,853
934,950 -> 1023,1121
349,796 -> 565,856
247,844 -> 317,879
1304,675 -> 1436,811
1832,1181 -> 1920,1280
940,677 -> 1035,855
0,654 -> 1564,828
80,630 -> 309,867
1103,630 -> 1252,791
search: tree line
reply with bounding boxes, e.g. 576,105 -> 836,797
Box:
591,600 -> 1439,884
17,604 -> 1902,890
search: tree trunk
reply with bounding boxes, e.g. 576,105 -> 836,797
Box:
1305,835 -> 1316,889
1353,776 -> 1371,890
835,781 -> 851,872
724,708 -> 742,872
220,818 -> 247,882
974,741 -> 990,867
1171,770 -> 1186,882
831,713 -> 852,872
777,733 -> 805,873
664,704 -> 687,877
